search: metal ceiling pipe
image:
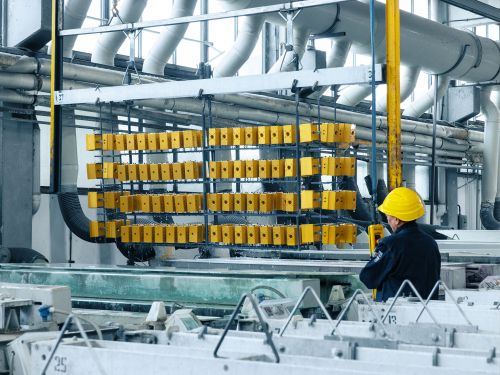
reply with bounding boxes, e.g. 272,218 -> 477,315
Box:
336,85 -> 372,107
142,0 -> 198,75
403,75 -> 451,118
376,65 -> 421,112
213,15 -> 265,77
479,87 -> 500,229
61,0 -> 93,58
91,0 -> 149,65
268,26 -> 310,73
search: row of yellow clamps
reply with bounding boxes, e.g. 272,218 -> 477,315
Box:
208,123 -> 355,146
209,157 -> 355,179
86,130 -> 202,151
88,190 -> 356,213
87,161 -> 203,181
100,223 -> 357,245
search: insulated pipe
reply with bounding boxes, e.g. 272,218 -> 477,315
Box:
479,87 -> 500,229
376,65 -> 421,112
213,15 -> 265,77
91,0 -> 149,66
142,0 -> 198,75
337,85 -> 372,107
403,76 -> 451,118
268,26 -> 310,73
62,0 -> 93,58
492,87 -> 500,221
216,0 -> 500,82
32,124 -> 41,215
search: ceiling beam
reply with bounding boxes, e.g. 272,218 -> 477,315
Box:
441,0 -> 500,23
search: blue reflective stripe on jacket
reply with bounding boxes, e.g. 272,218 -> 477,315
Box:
359,221 -> 441,302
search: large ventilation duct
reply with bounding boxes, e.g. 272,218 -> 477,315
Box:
492,87 -> 500,221
213,15 -> 265,77
268,26 -> 310,73
402,76 -> 451,118
91,0 -> 148,66
376,65 -> 421,112
337,85 -> 372,107
479,88 -> 500,229
62,0 -> 93,58
215,0 -> 500,83
142,0 -> 198,75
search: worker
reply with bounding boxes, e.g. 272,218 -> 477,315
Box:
360,187 -> 441,302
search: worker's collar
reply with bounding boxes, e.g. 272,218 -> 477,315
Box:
394,220 -> 418,234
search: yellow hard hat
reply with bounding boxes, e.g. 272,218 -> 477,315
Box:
378,187 -> 425,222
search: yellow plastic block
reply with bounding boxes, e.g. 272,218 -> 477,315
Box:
121,225 -> 131,242
221,193 -> 234,212
139,195 -> 152,212
114,134 -> 127,151
207,193 -> 222,212
103,162 -> 118,179
342,157 -> 356,176
245,160 -> 259,178
232,128 -> 245,145
335,123 -> 356,143
105,220 -> 121,239
321,224 -> 332,245
284,159 -> 297,177
88,192 -> 103,208
283,125 -> 297,144
147,133 -> 160,150
133,195 -> 142,212
126,134 -> 137,150
271,159 -> 285,179
143,225 -> 154,243
300,224 -> 320,244
258,126 -> 271,145
259,226 -> 273,245
174,194 -> 187,213
274,192 -> 284,211
321,191 -> 331,210
149,164 -> 161,181
183,130 -> 198,148
259,193 -> 274,212
343,190 -> 357,210
220,128 -> 233,146
154,225 -> 166,243
165,225 -> 176,243
189,225 -> 204,243
177,226 -> 188,244
286,226 -> 298,246
102,134 -> 114,151
104,191 -> 120,209
209,128 -> 221,146
247,226 -> 260,245
209,225 -> 222,243
328,225 -> 339,245
338,224 -> 357,244
159,132 -> 171,150
160,163 -> 172,181
244,127 -> 258,145
86,134 -> 101,151
234,193 -> 247,212
222,225 -> 235,245
187,194 -> 202,213
322,157 -> 332,176
170,131 -> 183,149
136,133 -> 148,151
127,164 -> 139,181
233,160 -> 245,179
151,195 -> 164,213
270,126 -> 284,145
138,164 -> 150,181
209,161 -> 221,179
272,226 -> 286,246
234,226 -> 247,244
89,221 -> 104,238
246,193 -> 259,212
163,195 -> 175,212
221,161 -> 234,179
117,164 -> 128,182
131,225 -> 144,243
87,163 -> 103,180
258,160 -> 272,179
299,123 -> 319,143
284,193 -> 297,212
184,161 -> 200,180
119,195 -> 134,212
319,123 -> 334,143
301,190 -> 320,210
172,163 -> 184,180
300,157 -> 320,177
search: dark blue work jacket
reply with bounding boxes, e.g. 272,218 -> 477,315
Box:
360,221 -> 441,302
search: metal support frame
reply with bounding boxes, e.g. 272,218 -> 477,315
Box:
386,0 -> 402,191
441,0 -> 500,23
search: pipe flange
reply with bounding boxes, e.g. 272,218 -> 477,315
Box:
487,41 -> 500,81
438,44 -> 470,76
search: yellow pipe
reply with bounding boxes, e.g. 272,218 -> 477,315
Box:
386,0 -> 402,190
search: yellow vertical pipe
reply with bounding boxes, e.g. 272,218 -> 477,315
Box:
386,0 -> 402,190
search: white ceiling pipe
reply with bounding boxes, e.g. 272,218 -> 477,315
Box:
216,0 -> 500,83
336,84 -> 372,107
61,0 -> 93,58
268,26 -> 310,73
376,65 -> 421,112
213,15 -> 265,77
91,0 -> 148,66
480,88 -> 499,204
402,75 -> 451,118
142,0 -> 198,75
